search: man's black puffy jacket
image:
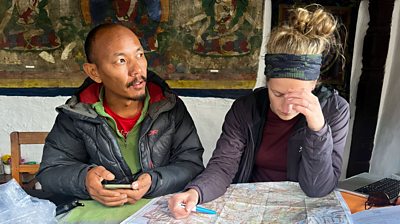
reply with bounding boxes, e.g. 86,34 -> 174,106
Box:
37,71 -> 204,199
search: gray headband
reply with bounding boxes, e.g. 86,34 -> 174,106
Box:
264,54 -> 322,80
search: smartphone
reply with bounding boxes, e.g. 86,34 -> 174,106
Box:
103,184 -> 132,189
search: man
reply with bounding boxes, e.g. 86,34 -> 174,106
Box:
37,23 -> 204,207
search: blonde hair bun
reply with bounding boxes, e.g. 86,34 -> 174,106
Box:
267,4 -> 341,55
289,6 -> 337,38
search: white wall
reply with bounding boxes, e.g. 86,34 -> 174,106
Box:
0,95 -> 233,167
341,0 -> 370,179
0,96 -> 68,163
181,97 -> 233,164
370,0 -> 400,177
254,0 -> 272,89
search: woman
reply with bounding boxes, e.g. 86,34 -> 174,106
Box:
169,5 -> 350,219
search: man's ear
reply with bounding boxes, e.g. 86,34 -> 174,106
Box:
83,63 -> 102,83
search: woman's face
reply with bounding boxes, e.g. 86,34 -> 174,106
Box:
267,78 -> 317,120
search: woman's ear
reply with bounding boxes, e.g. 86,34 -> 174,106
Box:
83,63 -> 102,83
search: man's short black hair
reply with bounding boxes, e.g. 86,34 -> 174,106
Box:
84,23 -> 130,63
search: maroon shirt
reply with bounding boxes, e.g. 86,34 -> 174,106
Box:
251,108 -> 300,182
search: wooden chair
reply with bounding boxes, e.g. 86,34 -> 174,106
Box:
10,131 -> 48,186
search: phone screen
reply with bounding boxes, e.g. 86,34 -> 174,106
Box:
103,184 -> 132,189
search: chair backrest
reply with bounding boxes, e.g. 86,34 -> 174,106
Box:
10,131 -> 48,185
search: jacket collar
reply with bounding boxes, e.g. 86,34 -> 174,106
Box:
57,71 -> 174,121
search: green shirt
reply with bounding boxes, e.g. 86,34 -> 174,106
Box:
92,87 -> 150,174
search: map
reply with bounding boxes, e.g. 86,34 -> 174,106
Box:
121,182 -> 353,224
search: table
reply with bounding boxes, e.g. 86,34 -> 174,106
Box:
57,199 -> 151,224
2,177 -> 369,223
341,191 -> 368,214
56,182 -> 377,223
58,182 -> 353,223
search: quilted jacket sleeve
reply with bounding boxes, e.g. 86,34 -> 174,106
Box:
37,113 -> 93,199
184,98 -> 248,203
144,98 -> 205,198
297,95 -> 350,197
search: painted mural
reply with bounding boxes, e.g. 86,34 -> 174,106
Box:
80,0 -> 169,52
0,0 -> 263,89
183,0 -> 257,56
0,0 -> 61,51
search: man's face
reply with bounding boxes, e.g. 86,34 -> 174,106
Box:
267,78 -> 316,120
89,26 -> 147,101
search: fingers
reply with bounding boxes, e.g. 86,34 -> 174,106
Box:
284,89 -> 319,116
115,173 -> 152,204
116,188 -> 145,204
288,98 -> 312,114
132,173 -> 151,190
97,166 -> 115,181
131,181 -> 139,190
127,197 -> 138,204
168,193 -> 192,219
86,169 -> 152,207
285,89 -> 315,109
86,166 -> 127,206
184,199 -> 197,213
89,166 -> 115,182
285,89 -> 324,131
91,193 -> 128,206
168,189 -> 199,219
86,166 -> 112,191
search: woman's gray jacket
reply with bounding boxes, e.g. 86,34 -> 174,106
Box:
186,86 -> 350,203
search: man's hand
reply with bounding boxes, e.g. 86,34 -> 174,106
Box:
85,166 -> 128,206
115,173 -> 152,204
168,188 -> 199,219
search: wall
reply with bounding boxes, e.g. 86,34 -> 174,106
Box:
0,95 -> 233,167
0,96 -> 68,163
1,1 -> 381,179
341,0 -> 370,179
254,0 -> 271,89
370,0 -> 400,177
